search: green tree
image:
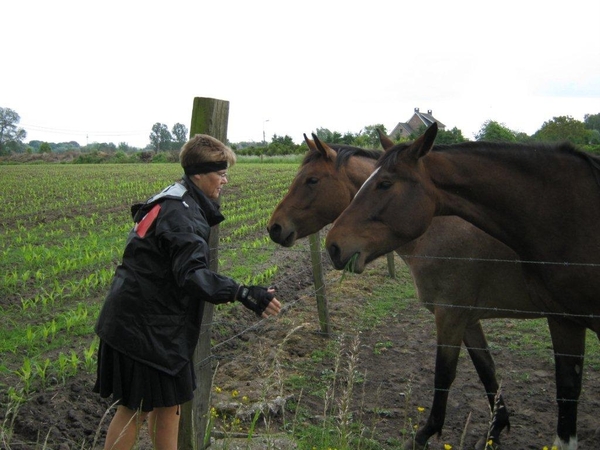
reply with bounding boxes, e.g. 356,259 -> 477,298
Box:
39,142 -> 52,154
340,132 -> 356,145
118,142 -> 136,152
584,113 -> 600,132
475,120 -> 517,142
588,130 -> 600,145
266,134 -> 298,155
84,142 -> 117,153
314,128 -> 343,144
312,125 -> 389,149
433,127 -> 467,144
514,131 -> 532,143
149,123 -> 172,151
356,124 -> 386,148
533,116 -> 588,144
172,123 -> 188,145
0,107 -> 27,155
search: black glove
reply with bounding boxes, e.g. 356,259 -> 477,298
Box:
237,285 -> 274,316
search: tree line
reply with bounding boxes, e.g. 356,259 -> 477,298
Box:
1,106 -> 600,159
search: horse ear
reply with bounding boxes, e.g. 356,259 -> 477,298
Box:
407,122 -> 438,160
311,133 -> 335,161
377,128 -> 395,150
304,133 -> 317,152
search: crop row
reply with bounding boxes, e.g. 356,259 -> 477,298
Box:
0,162 -> 300,407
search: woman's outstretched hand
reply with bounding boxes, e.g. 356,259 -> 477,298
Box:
237,285 -> 281,318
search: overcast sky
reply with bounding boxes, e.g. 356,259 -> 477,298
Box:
3,0 -> 599,148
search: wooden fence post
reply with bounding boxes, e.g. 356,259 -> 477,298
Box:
309,231 -> 330,335
178,97 -> 230,450
386,253 -> 396,278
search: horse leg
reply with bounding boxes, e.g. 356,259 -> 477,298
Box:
463,321 -> 510,448
406,312 -> 465,450
548,317 -> 586,450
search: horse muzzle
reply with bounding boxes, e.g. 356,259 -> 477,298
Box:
268,223 -> 297,247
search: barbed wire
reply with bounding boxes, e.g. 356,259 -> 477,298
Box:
215,242 -> 600,267
194,245 -> 600,383
396,253 -> 600,268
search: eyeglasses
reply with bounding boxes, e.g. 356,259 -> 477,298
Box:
216,171 -> 228,179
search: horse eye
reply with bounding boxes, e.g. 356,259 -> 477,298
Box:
306,177 -> 318,185
377,180 -> 392,190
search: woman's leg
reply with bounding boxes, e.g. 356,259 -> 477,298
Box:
104,405 -> 148,450
147,405 -> 181,450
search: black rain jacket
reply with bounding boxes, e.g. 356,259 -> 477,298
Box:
95,176 -> 239,375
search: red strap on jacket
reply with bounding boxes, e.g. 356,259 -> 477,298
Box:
134,204 -> 161,238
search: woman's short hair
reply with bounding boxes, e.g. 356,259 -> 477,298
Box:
179,134 -> 236,170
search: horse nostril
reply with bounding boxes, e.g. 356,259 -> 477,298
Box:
268,224 -> 282,241
328,243 -> 341,262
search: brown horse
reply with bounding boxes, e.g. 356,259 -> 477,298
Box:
326,123 -> 600,450
268,134 -> 538,449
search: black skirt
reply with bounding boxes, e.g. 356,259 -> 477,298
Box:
93,340 -> 196,412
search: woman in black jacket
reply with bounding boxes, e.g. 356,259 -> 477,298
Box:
94,134 -> 281,450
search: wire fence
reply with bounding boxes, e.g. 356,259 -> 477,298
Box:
194,243 -> 600,380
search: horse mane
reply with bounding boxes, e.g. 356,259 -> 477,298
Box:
579,148 -> 600,187
378,140 -> 600,186
301,143 -> 383,170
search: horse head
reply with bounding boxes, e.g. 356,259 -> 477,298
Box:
326,123 -> 439,272
267,134 -> 365,247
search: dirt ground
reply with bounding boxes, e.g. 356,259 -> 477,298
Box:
3,250 -> 600,450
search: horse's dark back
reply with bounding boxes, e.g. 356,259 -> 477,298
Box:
325,123 -> 600,449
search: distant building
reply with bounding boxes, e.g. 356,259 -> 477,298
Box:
389,108 -> 446,139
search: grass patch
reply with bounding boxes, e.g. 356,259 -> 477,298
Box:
354,255 -> 416,330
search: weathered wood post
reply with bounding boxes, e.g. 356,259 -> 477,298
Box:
386,253 -> 396,278
309,231 -> 330,335
178,97 -> 229,450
